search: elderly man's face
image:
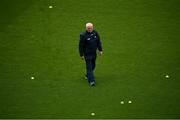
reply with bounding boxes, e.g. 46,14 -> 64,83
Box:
86,26 -> 93,33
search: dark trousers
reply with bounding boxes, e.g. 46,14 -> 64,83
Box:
85,55 -> 96,83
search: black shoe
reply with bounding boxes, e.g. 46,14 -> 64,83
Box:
89,81 -> 95,87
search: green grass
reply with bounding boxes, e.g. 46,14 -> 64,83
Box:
0,0 -> 180,118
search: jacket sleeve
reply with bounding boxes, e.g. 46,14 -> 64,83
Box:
79,33 -> 85,57
96,32 -> 103,51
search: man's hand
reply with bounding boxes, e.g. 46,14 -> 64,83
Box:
81,56 -> 85,60
99,51 -> 103,56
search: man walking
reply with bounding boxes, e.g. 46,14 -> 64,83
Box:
79,23 -> 103,86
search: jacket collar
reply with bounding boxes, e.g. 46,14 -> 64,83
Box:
86,30 -> 94,34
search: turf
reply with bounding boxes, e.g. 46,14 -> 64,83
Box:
0,0 -> 180,119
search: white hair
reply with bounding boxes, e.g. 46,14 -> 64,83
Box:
86,23 -> 93,28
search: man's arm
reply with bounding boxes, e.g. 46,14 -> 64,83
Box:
79,33 -> 85,59
96,32 -> 103,52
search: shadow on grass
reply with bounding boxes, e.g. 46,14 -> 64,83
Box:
0,0 -> 34,31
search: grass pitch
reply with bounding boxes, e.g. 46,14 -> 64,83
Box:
0,0 -> 180,118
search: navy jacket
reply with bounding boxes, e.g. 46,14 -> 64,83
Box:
79,30 -> 103,57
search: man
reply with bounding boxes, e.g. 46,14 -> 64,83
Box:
79,23 -> 103,86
